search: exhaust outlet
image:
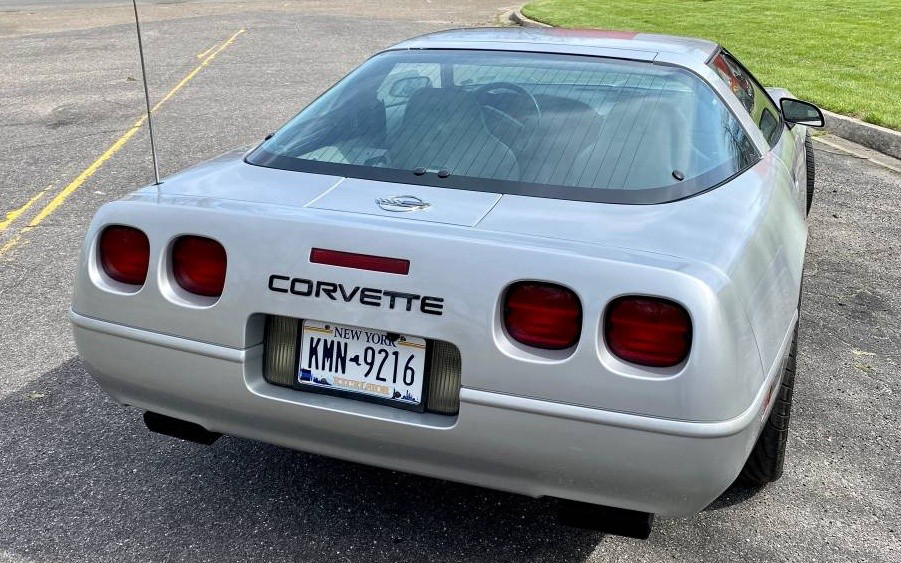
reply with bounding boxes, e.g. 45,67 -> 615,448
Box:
557,499 -> 655,539
143,411 -> 221,445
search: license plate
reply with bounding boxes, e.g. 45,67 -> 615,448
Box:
297,320 -> 427,406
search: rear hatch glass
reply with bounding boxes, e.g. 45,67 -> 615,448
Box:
247,49 -> 758,204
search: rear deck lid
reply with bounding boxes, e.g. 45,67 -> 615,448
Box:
307,178 -> 501,227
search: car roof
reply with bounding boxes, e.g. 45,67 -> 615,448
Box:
385,27 -> 719,64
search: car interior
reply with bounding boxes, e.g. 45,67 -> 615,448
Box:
280,57 -> 756,192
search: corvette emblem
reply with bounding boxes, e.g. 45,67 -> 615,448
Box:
376,195 -> 431,212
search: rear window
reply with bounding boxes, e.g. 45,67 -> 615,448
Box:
247,50 -> 759,204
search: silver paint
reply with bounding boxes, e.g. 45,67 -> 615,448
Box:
71,29 -> 811,517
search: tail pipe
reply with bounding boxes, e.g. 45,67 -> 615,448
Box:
557,500 -> 655,539
143,411 -> 221,445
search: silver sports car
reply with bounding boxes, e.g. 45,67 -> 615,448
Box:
71,28 -> 824,537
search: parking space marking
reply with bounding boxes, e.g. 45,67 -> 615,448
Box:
136,28 -> 245,131
0,186 -> 48,231
813,135 -> 901,174
0,28 -> 246,260
0,227 -> 32,260
197,43 -> 218,59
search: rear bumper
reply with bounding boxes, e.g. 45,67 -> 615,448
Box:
72,310 -> 767,517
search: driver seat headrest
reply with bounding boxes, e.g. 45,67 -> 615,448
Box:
402,88 -> 485,130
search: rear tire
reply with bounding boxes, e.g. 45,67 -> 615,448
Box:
737,325 -> 797,485
805,133 -> 815,215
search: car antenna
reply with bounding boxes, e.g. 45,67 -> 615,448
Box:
131,0 -> 161,186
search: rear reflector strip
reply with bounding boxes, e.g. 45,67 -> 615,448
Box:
310,248 -> 409,275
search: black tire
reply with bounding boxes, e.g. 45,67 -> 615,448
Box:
805,133 -> 815,215
737,325 -> 797,485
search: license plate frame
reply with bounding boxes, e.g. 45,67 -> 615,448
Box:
292,320 -> 432,413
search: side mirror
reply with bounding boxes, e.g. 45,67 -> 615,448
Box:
780,98 -> 824,128
388,75 -> 431,99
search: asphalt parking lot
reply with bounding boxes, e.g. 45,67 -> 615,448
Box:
1,1 -> 899,561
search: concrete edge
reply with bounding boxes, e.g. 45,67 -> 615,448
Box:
822,111 -> 901,160
507,7 -> 901,159
508,7 -> 551,27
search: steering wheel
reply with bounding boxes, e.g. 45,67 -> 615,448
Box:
474,82 -> 541,153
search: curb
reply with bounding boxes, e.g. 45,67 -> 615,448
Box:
508,7 -> 901,160
822,111 -> 901,161
508,8 -> 550,27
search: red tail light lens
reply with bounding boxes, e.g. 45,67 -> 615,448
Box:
172,236 -> 227,297
605,296 -> 692,367
99,225 -> 150,286
504,282 -> 582,350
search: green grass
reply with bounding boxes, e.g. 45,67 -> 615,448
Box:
522,0 -> 901,130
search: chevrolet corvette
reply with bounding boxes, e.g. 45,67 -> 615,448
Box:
71,28 -> 824,537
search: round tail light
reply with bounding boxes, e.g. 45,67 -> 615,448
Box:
503,282 -> 582,350
98,225 -> 150,286
172,236 -> 227,297
605,296 -> 692,367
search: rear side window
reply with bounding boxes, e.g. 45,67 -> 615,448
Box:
710,52 -> 782,147
248,50 -> 759,204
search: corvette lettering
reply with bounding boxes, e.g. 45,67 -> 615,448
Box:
268,274 -> 444,315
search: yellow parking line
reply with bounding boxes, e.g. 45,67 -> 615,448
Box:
0,28 -> 246,260
0,187 -> 48,230
196,44 -> 218,59
29,28 -> 246,229
0,227 -> 32,260
25,125 -> 144,230
144,28 -> 245,119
